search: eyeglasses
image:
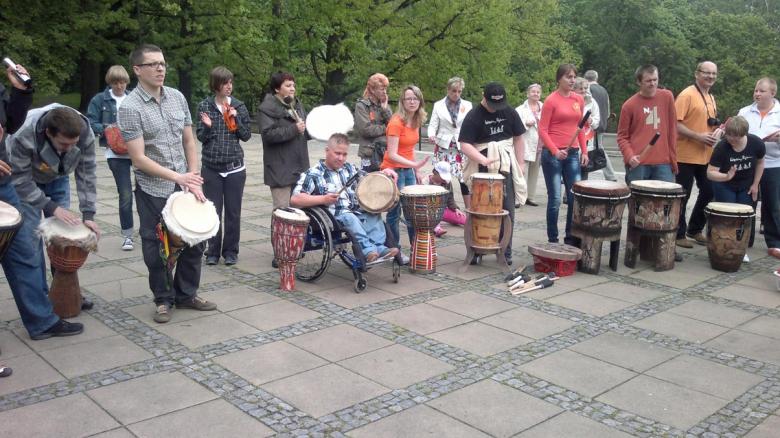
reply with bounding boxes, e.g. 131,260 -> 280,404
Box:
137,62 -> 167,69
403,97 -> 420,102
697,70 -> 717,77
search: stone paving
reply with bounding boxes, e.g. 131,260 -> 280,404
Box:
1,136 -> 779,437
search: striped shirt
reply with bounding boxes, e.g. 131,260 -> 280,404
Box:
118,85 -> 192,198
293,160 -> 358,216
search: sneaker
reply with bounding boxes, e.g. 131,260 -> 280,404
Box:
526,200 -> 539,207
676,238 -> 694,249
400,253 -> 410,265
380,247 -> 400,260
176,296 -> 217,311
206,255 -> 219,265
743,254 -> 750,263
224,255 -> 238,266
271,259 -> 279,268
121,236 -> 134,251
0,366 -> 11,378
470,254 -> 482,265
31,319 -> 84,340
366,252 -> 379,263
81,296 -> 94,310
674,252 -> 683,262
153,304 -> 172,323
686,232 -> 707,245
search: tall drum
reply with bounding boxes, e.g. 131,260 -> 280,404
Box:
571,180 -> 630,274
470,173 -> 505,214
625,180 -> 686,271
400,185 -> 449,273
272,207 -> 310,290
705,202 -> 755,273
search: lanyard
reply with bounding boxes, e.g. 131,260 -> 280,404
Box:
694,83 -> 716,118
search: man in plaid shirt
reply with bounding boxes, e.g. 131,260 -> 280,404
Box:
291,133 -> 399,262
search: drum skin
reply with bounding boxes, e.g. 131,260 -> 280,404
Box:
705,203 -> 755,273
271,208 -> 310,291
471,173 -> 504,214
357,172 -> 399,213
628,180 -> 685,233
571,181 -> 630,237
0,201 -> 21,261
400,186 -> 449,230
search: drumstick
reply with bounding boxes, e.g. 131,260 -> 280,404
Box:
638,132 -> 661,163
336,173 -> 362,195
511,276 -> 558,294
566,110 -> 591,150
503,265 -> 528,282
507,273 -> 531,287
512,277 -> 555,295
283,96 -> 302,122
509,273 -> 556,292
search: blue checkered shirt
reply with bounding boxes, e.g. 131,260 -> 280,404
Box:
293,160 -> 359,216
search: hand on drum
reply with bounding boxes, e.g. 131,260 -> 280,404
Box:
480,156 -> 500,167
83,220 -> 101,239
186,185 -> 207,202
749,183 -> 760,202
628,155 -> 641,169
199,112 -> 212,128
53,207 -> 82,226
381,168 -> 398,183
176,171 -> 204,190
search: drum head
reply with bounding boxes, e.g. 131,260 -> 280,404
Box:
706,202 -> 754,215
357,172 -> 397,213
471,172 -> 505,181
0,201 -> 21,227
630,180 -> 682,193
400,184 -> 448,196
527,242 -> 582,261
573,180 -> 630,196
273,207 -> 309,222
170,192 -> 220,234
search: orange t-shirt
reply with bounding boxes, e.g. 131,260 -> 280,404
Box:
380,114 -> 419,169
676,85 -> 717,165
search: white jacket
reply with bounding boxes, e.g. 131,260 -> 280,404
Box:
738,99 -> 780,168
515,100 -> 543,162
583,98 -> 600,151
428,97 -> 472,149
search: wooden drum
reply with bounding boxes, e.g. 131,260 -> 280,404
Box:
705,202 -> 755,273
161,192 -> 221,250
356,172 -> 399,213
38,218 -> 98,318
628,180 -> 685,232
467,210 -> 509,250
0,201 -> 22,261
470,172 -> 504,214
272,207 -> 310,291
571,180 -> 630,238
400,185 -> 449,273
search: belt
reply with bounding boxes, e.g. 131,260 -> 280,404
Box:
214,159 -> 244,172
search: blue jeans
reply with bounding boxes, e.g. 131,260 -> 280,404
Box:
625,164 -> 675,185
711,181 -> 753,205
107,158 -> 134,236
0,181 -> 59,336
761,167 -> 780,248
541,149 -> 581,242
336,211 -> 389,257
386,167 -> 416,247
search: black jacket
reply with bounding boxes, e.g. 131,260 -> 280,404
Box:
0,83 -> 33,184
196,96 -> 252,171
257,93 -> 309,187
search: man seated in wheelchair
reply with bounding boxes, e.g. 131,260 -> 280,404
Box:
291,133 -> 400,263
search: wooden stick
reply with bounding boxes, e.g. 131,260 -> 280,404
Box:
638,131 -> 661,163
512,277 -> 556,295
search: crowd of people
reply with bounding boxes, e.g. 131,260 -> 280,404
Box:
1,42 -> 779,378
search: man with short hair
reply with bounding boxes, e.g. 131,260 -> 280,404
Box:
459,82 -> 526,265
617,64 -> 678,183
584,69 -> 617,181
675,61 -> 721,248
118,44 -> 217,323
291,133 -> 399,262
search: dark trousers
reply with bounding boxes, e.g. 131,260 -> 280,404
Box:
202,166 -> 246,258
107,158 -> 134,235
135,188 -> 203,306
676,163 -> 712,238
761,167 -> 780,249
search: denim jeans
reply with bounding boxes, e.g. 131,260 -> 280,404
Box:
761,167 -> 780,248
676,163 -> 712,238
711,181 -> 753,205
336,211 -> 389,257
386,167 -> 416,247
624,164 -> 675,185
202,166 -> 246,258
541,148 -> 581,242
0,181 -> 59,336
107,158 -> 134,236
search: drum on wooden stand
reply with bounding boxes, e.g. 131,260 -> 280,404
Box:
571,180 -> 630,274
461,173 -> 511,270
705,202 -> 755,273
272,207 -> 310,290
400,185 -> 449,273
356,172 -> 399,214
38,218 -> 98,318
470,173 -> 505,214
625,180 -> 685,271
0,201 -> 22,261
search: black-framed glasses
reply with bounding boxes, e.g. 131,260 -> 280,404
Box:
137,62 -> 167,69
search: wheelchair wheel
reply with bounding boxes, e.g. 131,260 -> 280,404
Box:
354,273 -> 367,293
296,208 -> 332,282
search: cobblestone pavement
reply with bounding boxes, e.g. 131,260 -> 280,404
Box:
1,137 -> 779,437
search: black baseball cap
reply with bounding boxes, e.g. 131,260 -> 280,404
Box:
483,82 -> 508,110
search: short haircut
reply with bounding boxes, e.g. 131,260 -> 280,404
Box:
270,71 -> 295,94
635,64 -> 658,82
129,44 -> 162,67
396,85 -> 427,129
447,77 -> 465,90
526,83 -> 542,92
328,132 -> 350,146
556,64 -> 577,82
584,70 -> 598,82
105,65 -> 130,85
573,77 -> 589,92
757,77 -> 777,94
44,107 -> 83,138
209,66 -> 234,93
725,116 -> 749,137
696,61 -> 716,73
363,73 -> 389,98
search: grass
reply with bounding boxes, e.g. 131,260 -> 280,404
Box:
31,92 -> 81,109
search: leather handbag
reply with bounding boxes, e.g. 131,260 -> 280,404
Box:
583,139 -> 607,173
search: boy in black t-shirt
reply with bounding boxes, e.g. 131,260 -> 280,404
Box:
707,116 -> 765,206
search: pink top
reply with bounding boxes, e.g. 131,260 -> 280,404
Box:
539,91 -> 587,155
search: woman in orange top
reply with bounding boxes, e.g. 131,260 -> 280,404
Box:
382,85 -> 429,259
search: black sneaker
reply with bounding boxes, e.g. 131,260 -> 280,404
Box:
31,319 -> 84,340
206,255 -> 219,265
470,254 -> 482,265
224,255 -> 238,266
271,259 -> 279,268
81,296 -> 94,310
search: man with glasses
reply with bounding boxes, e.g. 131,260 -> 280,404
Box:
675,61 -> 722,249
354,73 -> 392,172
118,44 -> 216,324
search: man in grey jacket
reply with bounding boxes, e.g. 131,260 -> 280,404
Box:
7,104 -> 100,308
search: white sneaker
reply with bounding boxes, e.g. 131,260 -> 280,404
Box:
122,237 -> 134,251
401,253 -> 410,265
743,254 -> 750,263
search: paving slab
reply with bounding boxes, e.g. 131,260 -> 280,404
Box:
0,393 -> 118,438
39,335 -> 152,378
214,340 -> 327,385
287,323 -> 393,362
14,312 -> 116,351
667,299 -> 758,327
569,331 -> 678,372
481,307 -> 576,339
228,299 -> 322,331
517,411 -> 634,437
706,329 -> 780,365
712,283 -> 780,308
86,275 -> 152,301
428,321 -> 532,357
154,313 -> 259,349
376,302 -> 471,335
738,315 -> 780,339
0,352 -> 63,396
339,344 -> 455,388
745,415 -> 780,438
79,265 -> 140,286
428,291 -> 517,319
546,290 -> 634,317
128,399 -> 274,437
312,286 -> 398,309
582,281 -> 668,303
347,404 -> 490,438
198,285 -> 279,311
645,354 -> 763,399
632,310 -> 730,343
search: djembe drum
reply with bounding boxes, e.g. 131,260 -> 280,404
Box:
704,202 -> 755,272
462,173 -> 511,270
571,180 -> 630,274
161,191 -> 220,255
272,207 -> 310,290
0,201 -> 22,261
38,218 -> 98,318
400,185 -> 449,273
624,180 -> 685,271
356,172 -> 399,214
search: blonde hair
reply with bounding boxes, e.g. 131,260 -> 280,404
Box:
396,85 -> 427,129
105,65 -> 130,85
725,116 -> 749,137
363,73 -> 389,98
757,77 -> 777,94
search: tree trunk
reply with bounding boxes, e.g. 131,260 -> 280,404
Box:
78,57 -> 101,112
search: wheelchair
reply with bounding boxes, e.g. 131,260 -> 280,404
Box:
295,206 -> 401,293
